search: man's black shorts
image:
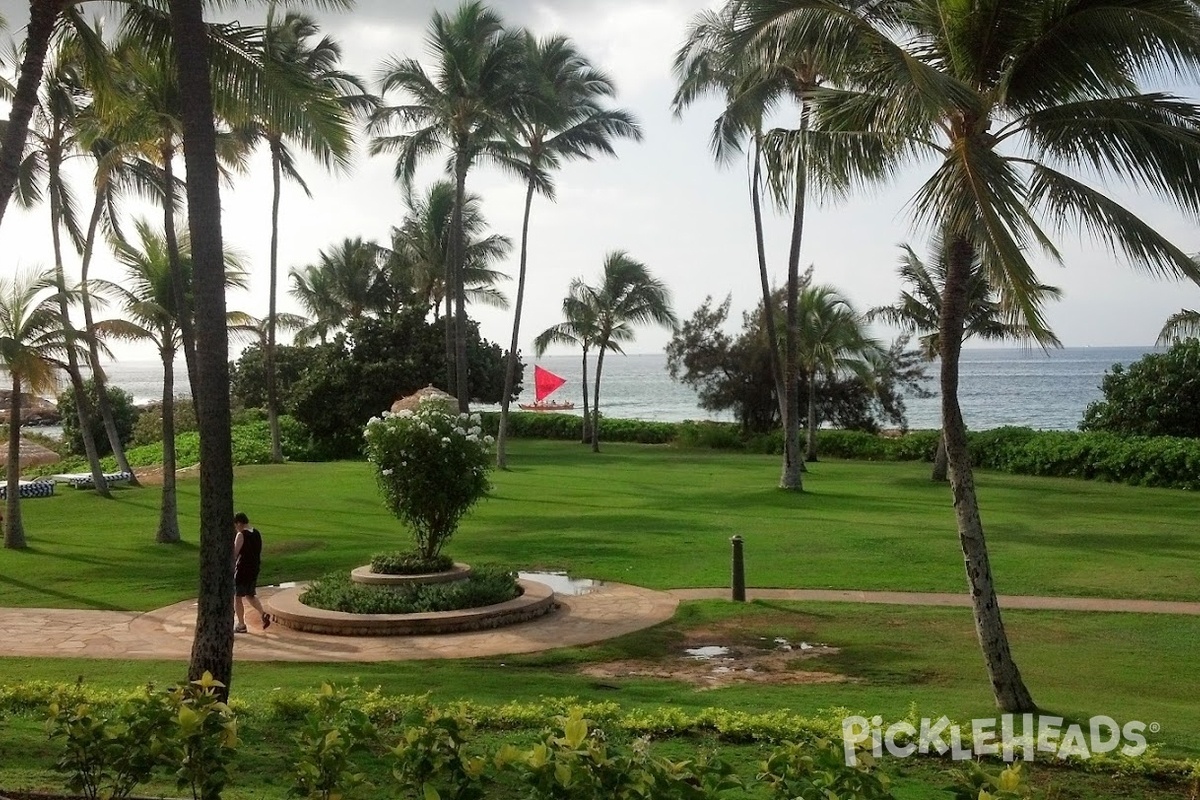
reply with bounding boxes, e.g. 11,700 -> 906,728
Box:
235,572 -> 259,598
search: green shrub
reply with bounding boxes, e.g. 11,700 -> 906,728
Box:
131,398 -> 198,448
1081,340 -> 1200,438
299,567 -> 519,614
369,551 -> 454,575
676,421 -> 744,449
57,380 -> 139,458
290,684 -> 377,800
480,412 -> 677,444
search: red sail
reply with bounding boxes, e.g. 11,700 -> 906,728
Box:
534,365 -> 567,402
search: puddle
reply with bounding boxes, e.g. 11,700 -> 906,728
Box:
519,571 -> 602,596
684,645 -> 731,659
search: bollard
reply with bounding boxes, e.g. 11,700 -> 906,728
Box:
730,535 -> 746,602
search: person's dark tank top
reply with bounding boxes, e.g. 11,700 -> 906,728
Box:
236,528 -> 262,575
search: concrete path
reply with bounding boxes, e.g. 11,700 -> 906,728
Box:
668,588 -> 1200,615
1,585 -> 1197,663
0,582 -> 678,662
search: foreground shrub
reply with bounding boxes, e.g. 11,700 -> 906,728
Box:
300,567 -> 519,614
369,551 -> 454,575
363,400 -> 493,559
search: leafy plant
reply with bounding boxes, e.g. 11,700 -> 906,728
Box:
300,568 -> 519,615
291,683 -> 378,800
1082,341 -> 1200,438
945,762 -> 1035,799
362,400 -> 494,559
391,711 -> 486,800
370,551 -> 454,575
757,738 -> 893,800
165,672 -> 240,800
57,380 -> 140,458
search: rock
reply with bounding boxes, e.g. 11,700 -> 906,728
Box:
0,390 -> 61,426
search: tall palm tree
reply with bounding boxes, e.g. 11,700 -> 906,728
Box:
1158,308 -> 1200,345
869,236 -> 1062,479
492,33 -> 642,469
534,281 -> 600,444
16,33 -> 113,496
250,8 -> 373,464
739,0 -> 1200,711
0,267 -> 84,549
99,219 -> 247,545
369,1 -> 524,412
543,252 -> 676,453
672,3 -> 789,477
796,285 -> 882,462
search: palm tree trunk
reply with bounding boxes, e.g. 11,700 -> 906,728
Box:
932,428 -> 949,481
0,0 -> 64,231
266,138 -> 284,463
779,106 -> 809,491
751,133 -> 786,423
497,177 -> 537,469
171,0 -> 235,696
4,375 -> 27,549
451,148 -> 470,412
580,346 -> 591,444
49,156 -> 110,498
443,272 -> 454,391
941,236 -> 1035,713
161,141 -> 201,407
805,370 -> 819,462
80,192 -> 139,485
157,347 -> 181,544
591,347 -> 606,453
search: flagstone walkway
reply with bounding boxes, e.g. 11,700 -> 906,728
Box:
1,585 -> 1196,662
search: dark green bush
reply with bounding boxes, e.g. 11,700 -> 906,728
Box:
480,412 -> 675,444
1081,340 -> 1200,438
57,380 -> 138,457
300,567 -> 519,614
369,552 -> 454,575
676,421 -> 743,449
131,399 -> 197,447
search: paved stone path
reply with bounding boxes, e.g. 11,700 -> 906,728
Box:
0,583 -> 678,662
1,586 -> 1196,662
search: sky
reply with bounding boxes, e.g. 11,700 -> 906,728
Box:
0,0 -> 1198,365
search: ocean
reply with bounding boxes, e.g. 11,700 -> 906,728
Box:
87,346 -> 1157,433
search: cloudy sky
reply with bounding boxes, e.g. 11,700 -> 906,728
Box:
0,0 -> 1197,365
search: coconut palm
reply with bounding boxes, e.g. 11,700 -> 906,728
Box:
869,237 -> 1063,479
288,237 -> 387,342
1158,308 -> 1200,345
736,0 -> 1200,712
492,33 -> 642,469
797,285 -> 882,462
247,9 -> 373,463
98,219 -> 247,546
369,0 -> 524,411
534,282 -> 600,444
672,3 -> 790,478
15,34 -> 113,496
0,267 -> 87,549
543,252 -> 676,453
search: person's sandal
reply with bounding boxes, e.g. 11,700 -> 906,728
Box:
261,613 -> 272,630
234,623 -> 248,634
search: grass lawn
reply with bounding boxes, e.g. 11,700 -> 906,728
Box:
1,440 -> 1197,797
1,440 -> 1197,610
0,600 -> 1196,797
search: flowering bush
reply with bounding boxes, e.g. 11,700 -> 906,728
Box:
363,399 -> 493,559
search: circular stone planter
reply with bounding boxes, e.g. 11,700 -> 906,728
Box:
267,579 -> 556,636
350,562 -> 473,587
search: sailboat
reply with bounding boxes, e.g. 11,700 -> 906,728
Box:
518,365 -> 576,411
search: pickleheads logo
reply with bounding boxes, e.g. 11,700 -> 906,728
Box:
841,715 -> 1152,767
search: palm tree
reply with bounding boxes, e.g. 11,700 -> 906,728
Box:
542,252 -> 676,453
17,34 -> 113,496
369,1 -> 524,412
796,285 -> 882,462
288,237 -> 387,341
0,267 -> 84,549
249,8 -> 373,464
1158,308 -> 1200,345
672,3 -> 789,478
869,237 -> 1063,480
739,0 -> 1200,712
492,33 -> 642,469
534,282 -> 600,444
99,218 -> 247,545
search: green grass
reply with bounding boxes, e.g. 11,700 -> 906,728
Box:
0,600 -> 1196,797
2,440 -> 1197,610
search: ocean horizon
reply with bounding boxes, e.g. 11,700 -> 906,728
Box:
77,345 -> 1158,433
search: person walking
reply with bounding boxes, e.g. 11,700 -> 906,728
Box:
233,512 -> 271,633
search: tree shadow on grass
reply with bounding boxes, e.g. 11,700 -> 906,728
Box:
0,572 -> 126,610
